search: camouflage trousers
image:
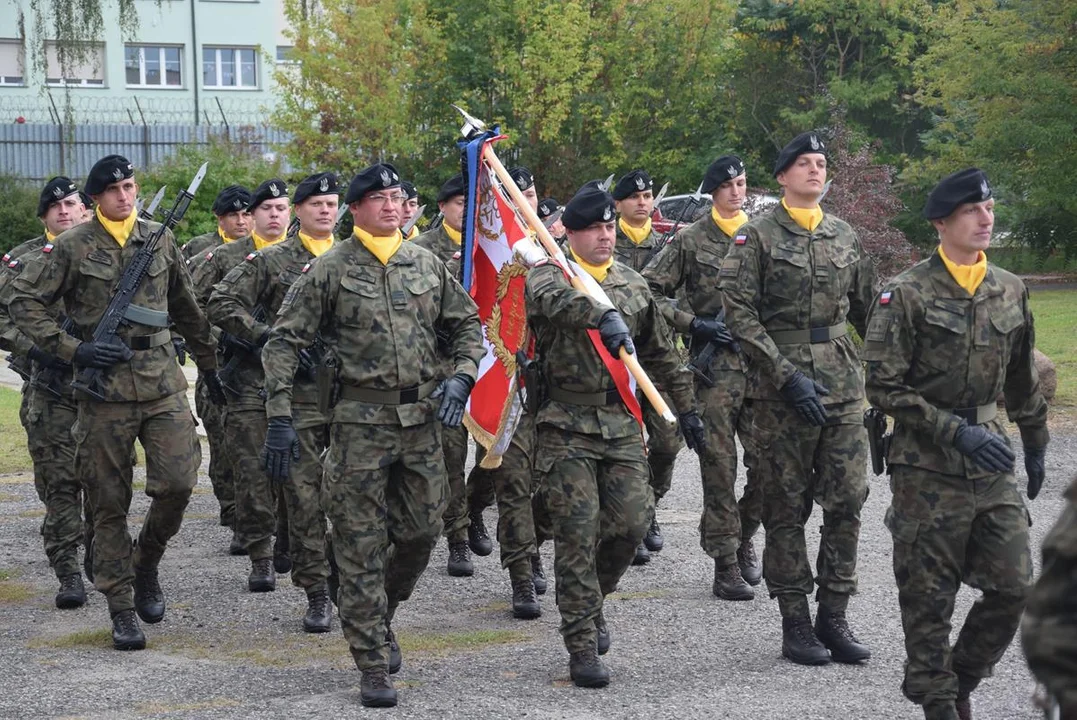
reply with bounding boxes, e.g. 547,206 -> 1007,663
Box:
697,371 -> 763,566
73,392 -> 199,614
285,406 -> 329,592
195,371 -> 234,523
441,424 -> 470,542
323,421 -> 447,672
22,385 -> 83,578
1023,478 -> 1077,715
642,389 -> 682,501
226,407 -> 276,560
886,464 -> 1031,711
535,425 -> 652,653
753,399 -> 867,616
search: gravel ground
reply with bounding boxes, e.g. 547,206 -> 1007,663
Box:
0,367 -> 1068,719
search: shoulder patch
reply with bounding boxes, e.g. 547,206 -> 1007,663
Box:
8,259 -> 20,269
879,291 -> 892,305
301,262 -> 312,273
246,252 -> 259,261
205,252 -> 214,260
1,254 -> 9,263
733,234 -> 747,246
452,251 -> 461,260
42,243 -> 54,254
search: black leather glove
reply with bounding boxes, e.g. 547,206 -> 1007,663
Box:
219,331 -> 255,355
951,423 -> 1015,474
1024,445 -> 1046,499
262,416 -> 300,483
435,373 -> 474,428
27,345 -> 61,369
172,337 -> 187,366
73,340 -> 132,369
297,348 -> 318,380
690,316 -> 726,343
203,369 -> 228,406
779,370 -> 830,426
679,410 -> 706,454
598,309 -> 634,356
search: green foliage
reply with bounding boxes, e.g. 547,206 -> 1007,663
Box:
0,176 -> 45,255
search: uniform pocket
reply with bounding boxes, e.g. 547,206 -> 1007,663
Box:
883,505 -> 920,544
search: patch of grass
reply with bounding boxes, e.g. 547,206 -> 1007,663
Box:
0,568 -> 18,581
30,628 -> 113,649
18,508 -> 45,518
1029,289 -> 1077,408
474,601 -> 511,614
607,589 -> 670,601
0,472 -> 33,485
0,581 -> 36,604
135,699 -> 241,714
0,387 -> 30,474
0,492 -> 19,502
398,628 -> 532,654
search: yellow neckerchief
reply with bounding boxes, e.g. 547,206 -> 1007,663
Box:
618,217 -> 652,245
354,226 -> 403,266
405,225 -> 419,240
443,221 -> 462,246
570,249 -> 613,283
781,198 -> 824,233
711,207 -> 749,238
938,245 -> 987,295
45,230 -> 56,242
252,231 -> 284,251
96,206 -> 136,247
218,225 -> 238,243
298,231 -> 334,258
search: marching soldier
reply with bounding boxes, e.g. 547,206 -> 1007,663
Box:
208,172 -> 339,633
865,169 -> 1048,720
643,156 -> 763,600
260,162 -> 483,707
8,155 -> 225,650
538,197 -> 566,245
400,180 -> 421,240
180,184 -> 251,260
526,184 -> 702,687
0,177 -> 89,608
611,169 -> 683,563
719,132 -> 875,666
191,178 -> 292,583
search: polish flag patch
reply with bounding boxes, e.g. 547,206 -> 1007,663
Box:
301,262 -> 312,273
245,252 -> 257,261
42,243 -> 54,253
880,291 -> 892,305
205,252 -> 214,260
1,254 -> 9,263
734,234 -> 747,245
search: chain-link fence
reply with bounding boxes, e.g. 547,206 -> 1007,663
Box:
4,93 -> 273,126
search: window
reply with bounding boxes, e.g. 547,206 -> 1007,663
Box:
45,41 -> 106,86
0,39 -> 25,86
203,47 -> 257,88
275,45 -> 296,64
125,45 -> 183,87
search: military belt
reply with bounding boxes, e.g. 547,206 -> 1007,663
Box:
769,322 -> 847,345
128,330 -> 171,350
123,303 -> 171,328
338,379 -> 438,405
547,385 -> 621,407
949,403 -> 998,425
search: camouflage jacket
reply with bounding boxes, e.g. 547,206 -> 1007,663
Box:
262,238 -> 483,427
719,204 -> 875,403
614,222 -> 663,274
182,229 -> 225,261
7,215 -> 217,403
525,260 -> 694,440
863,252 -> 1049,478
208,232 -> 325,419
0,235 -> 52,356
643,213 -> 743,373
413,223 -> 462,278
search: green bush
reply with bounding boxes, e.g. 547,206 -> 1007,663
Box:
0,175 -> 48,255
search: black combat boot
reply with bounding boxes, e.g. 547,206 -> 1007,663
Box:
55,573 -> 86,609
782,615 -> 831,666
531,555 -> 547,595
737,537 -> 762,586
467,510 -> 494,556
303,588 -> 332,633
643,513 -> 664,552
387,625 -> 402,674
569,647 -> 610,688
360,668 -> 398,708
713,559 -> 754,601
814,605 -> 871,663
248,558 -> 276,592
922,701 -> 960,720
111,609 -> 146,651
133,566 -> 165,624
447,540 -> 474,577
955,674 -> 979,720
273,532 -> 292,574
511,576 -> 541,619
631,542 -> 651,566
595,612 -> 611,655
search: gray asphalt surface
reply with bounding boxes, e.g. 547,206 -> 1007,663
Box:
0,367 -> 1067,719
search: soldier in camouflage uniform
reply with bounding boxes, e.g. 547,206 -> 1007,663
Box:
644,156 -> 763,600
0,177 -> 89,609
525,184 -> 703,688
260,162 -> 483,708
208,172 -> 339,633
720,132 -> 875,666
8,155 -> 225,650
192,178 -> 291,587
180,184 -> 251,260
865,168 -> 1048,720
611,169 -> 684,564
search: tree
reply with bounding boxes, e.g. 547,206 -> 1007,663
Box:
0,175 -> 45,254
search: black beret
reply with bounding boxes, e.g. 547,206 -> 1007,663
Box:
773,131 -> 827,177
436,174 -> 465,203
508,166 -> 534,191
562,186 -> 616,231
701,155 -> 746,194
537,197 -> 560,220
211,185 -> 252,215
37,176 -> 79,217
400,180 -> 418,200
293,172 -> 339,205
923,168 -> 993,220
344,163 -> 400,204
78,192 -> 92,209
612,170 -> 653,201
84,154 -> 134,196
248,179 -> 289,211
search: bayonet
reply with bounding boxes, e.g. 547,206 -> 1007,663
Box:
542,206 -> 564,231
139,185 -> 167,221
818,180 -> 833,203
401,204 -> 426,236
600,174 -> 615,192
332,203 -> 350,232
653,182 -> 669,209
